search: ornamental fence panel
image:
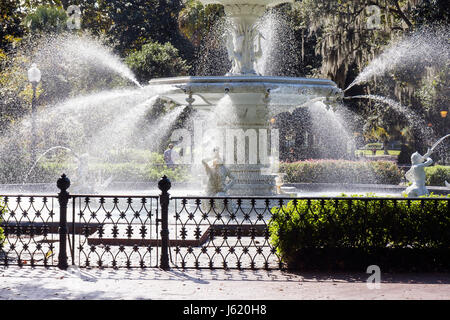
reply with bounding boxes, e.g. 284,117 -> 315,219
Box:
0,194 -> 58,267
0,174 -> 448,270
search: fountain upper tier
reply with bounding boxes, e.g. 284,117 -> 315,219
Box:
149,76 -> 342,110
200,0 -> 294,75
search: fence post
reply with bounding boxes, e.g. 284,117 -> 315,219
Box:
158,175 -> 171,270
57,174 -> 70,270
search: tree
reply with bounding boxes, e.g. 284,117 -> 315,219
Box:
363,122 -> 391,155
125,40 -> 190,83
93,0 -> 194,59
24,5 -> 68,34
0,0 -> 25,54
178,0 -> 224,47
412,0 -> 450,26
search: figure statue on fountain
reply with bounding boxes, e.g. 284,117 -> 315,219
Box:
226,33 -> 245,75
404,148 -> 433,197
202,147 -> 236,197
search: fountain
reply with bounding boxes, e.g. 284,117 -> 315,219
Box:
1,2 -> 445,199
148,0 -> 343,196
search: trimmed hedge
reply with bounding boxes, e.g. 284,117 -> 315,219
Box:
280,160 -> 402,185
27,151 -> 191,183
269,195 -> 450,271
425,165 -> 450,186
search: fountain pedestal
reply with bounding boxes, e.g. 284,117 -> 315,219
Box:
217,93 -> 277,196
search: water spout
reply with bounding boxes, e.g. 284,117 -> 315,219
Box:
22,146 -> 79,185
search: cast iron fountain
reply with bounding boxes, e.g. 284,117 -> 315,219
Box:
148,0 -> 343,196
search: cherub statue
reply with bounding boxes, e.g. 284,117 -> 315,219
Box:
404,148 -> 433,197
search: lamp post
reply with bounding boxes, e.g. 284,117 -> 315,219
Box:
27,63 -> 41,164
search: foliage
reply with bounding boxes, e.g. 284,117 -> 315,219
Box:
269,194 -> 450,270
24,5 -> 68,34
412,0 -> 450,26
178,0 -> 224,47
425,165 -> 450,186
293,0 -> 449,149
280,159 -> 402,185
92,0 -> 193,59
0,0 -> 25,53
363,142 -> 383,150
30,151 -> 191,183
125,40 -> 190,82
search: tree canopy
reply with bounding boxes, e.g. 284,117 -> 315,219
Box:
0,0 -> 448,159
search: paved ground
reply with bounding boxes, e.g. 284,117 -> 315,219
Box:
1,266 -> 449,300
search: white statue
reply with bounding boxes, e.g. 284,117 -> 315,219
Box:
226,33 -> 244,75
404,149 -> 433,197
202,147 -> 236,197
76,153 -> 90,187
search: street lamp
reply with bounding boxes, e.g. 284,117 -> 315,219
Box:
27,63 -> 41,164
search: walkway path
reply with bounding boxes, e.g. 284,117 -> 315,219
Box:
1,267 -> 449,300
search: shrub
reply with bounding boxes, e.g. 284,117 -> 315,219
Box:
125,41 -> 190,82
269,194 -> 450,271
364,142 -> 383,150
280,160 -> 402,185
425,165 -> 450,186
32,154 -> 191,184
24,5 -> 68,33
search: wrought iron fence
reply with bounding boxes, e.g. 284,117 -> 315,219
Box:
0,194 -> 58,267
170,197 -> 282,269
1,174 -> 449,270
72,194 -> 160,268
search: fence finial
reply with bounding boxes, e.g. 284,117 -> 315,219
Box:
57,173 -> 71,192
158,175 -> 171,193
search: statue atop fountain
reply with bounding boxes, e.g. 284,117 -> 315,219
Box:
202,147 -> 236,196
201,0 -> 294,75
404,149 -> 433,197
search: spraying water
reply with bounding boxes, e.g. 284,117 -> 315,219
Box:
345,94 -> 435,145
90,96 -> 161,152
33,33 -> 142,88
345,26 -> 450,91
22,146 -> 78,184
147,106 -> 187,152
430,134 -> 450,153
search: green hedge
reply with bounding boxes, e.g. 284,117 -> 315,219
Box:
27,151 -> 191,183
425,166 -> 450,186
280,160 -> 402,185
269,195 -> 450,271
363,143 -> 383,150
